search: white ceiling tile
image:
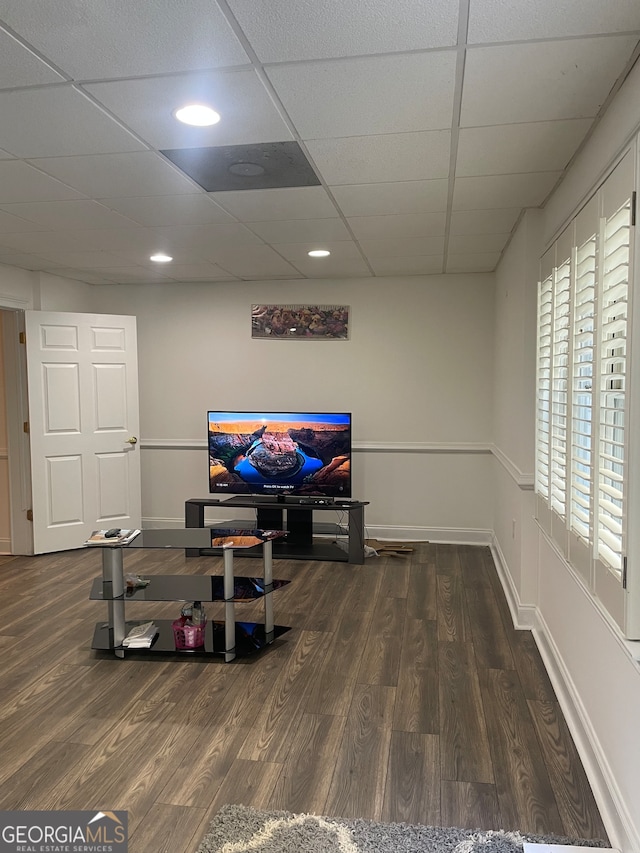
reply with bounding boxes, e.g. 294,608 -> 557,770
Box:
461,37 -> 640,126
0,251 -> 63,270
0,230 -> 94,255
27,152 -> 202,199
154,223 -> 265,250
210,186 -> 339,221
239,274 -> 302,281
267,52 -> 457,138
0,0 -> 250,78
115,247 -> 208,267
0,29 -> 66,88
369,255 -> 444,275
447,253 -> 502,272
0,199 -> 139,230
42,268 -> 121,285
98,266 -> 176,284
101,195 -> 234,228
0,161 -> 86,203
289,257 -> 371,278
450,208 -> 521,235
85,70 -> 293,150
359,236 -> 445,257
331,182 -> 449,217
248,218 -> 350,243
348,214 -> 446,241
0,209 -> 47,234
193,244 -> 300,278
453,172 -> 561,210
272,240 -> 364,265
448,233 -> 510,253
307,133 -> 451,185
457,119 -> 593,176
161,263 -> 238,282
0,0 -> 636,282
70,228 -> 166,253
0,226 -> 166,255
227,0 -> 459,62
35,250 -> 135,269
468,0 -> 640,43
0,86 -> 146,158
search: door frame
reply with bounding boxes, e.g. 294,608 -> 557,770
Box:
1,306 -> 33,555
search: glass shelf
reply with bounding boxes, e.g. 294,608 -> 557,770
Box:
92,620 -> 291,656
90,575 -> 290,602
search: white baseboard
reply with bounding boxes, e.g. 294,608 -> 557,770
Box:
141,516 -> 183,528
143,517 -> 494,546
366,525 -> 493,545
532,616 -> 638,853
490,532 -> 637,851
489,534 -> 537,630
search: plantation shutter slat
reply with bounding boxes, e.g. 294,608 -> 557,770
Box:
550,249 -> 571,517
536,248 -> 554,503
570,222 -> 596,542
596,191 -> 631,575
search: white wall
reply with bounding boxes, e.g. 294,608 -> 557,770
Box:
38,272 -> 98,313
0,260 -> 496,542
0,264 -> 97,312
90,273 -> 495,538
491,60 -> 640,853
0,262 -> 37,309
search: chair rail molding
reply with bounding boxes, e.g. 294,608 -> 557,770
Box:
491,443 -> 535,489
140,438 -> 493,454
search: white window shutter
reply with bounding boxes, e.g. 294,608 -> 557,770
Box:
536,259 -> 554,504
535,145 -> 637,636
596,197 -> 630,574
570,225 -> 596,543
550,248 -> 571,518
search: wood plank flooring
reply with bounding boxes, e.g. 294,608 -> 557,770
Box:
0,544 -> 609,852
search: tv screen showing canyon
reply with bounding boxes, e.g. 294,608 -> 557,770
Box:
207,411 -> 352,498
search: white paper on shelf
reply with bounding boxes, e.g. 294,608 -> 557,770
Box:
122,621 -> 158,648
86,529 -> 141,546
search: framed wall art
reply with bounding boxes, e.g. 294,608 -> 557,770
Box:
251,304 -> 349,339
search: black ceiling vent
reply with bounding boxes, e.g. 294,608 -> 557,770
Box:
160,141 -> 321,192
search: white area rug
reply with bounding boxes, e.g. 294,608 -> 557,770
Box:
195,804 -> 610,853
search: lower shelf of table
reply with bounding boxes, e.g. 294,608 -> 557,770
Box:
91,619 -> 290,658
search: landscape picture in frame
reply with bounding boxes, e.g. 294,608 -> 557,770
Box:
251,304 -> 349,339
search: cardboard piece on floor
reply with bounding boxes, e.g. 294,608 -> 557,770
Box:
366,539 -> 414,555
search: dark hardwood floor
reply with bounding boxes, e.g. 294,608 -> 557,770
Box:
0,543 -> 609,852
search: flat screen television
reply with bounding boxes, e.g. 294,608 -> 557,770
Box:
207,411 -> 352,499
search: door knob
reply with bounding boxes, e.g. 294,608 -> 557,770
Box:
126,436 -> 138,445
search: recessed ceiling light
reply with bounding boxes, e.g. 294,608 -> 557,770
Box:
173,104 -> 220,126
228,162 -> 266,177
150,253 -> 173,263
308,249 -> 330,257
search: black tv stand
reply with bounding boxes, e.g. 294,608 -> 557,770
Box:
185,497 -> 369,564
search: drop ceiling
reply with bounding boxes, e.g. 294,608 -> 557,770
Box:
0,0 -> 638,284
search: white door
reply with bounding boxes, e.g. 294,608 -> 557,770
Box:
25,311 -> 141,554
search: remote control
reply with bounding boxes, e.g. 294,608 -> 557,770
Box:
104,528 -> 122,538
